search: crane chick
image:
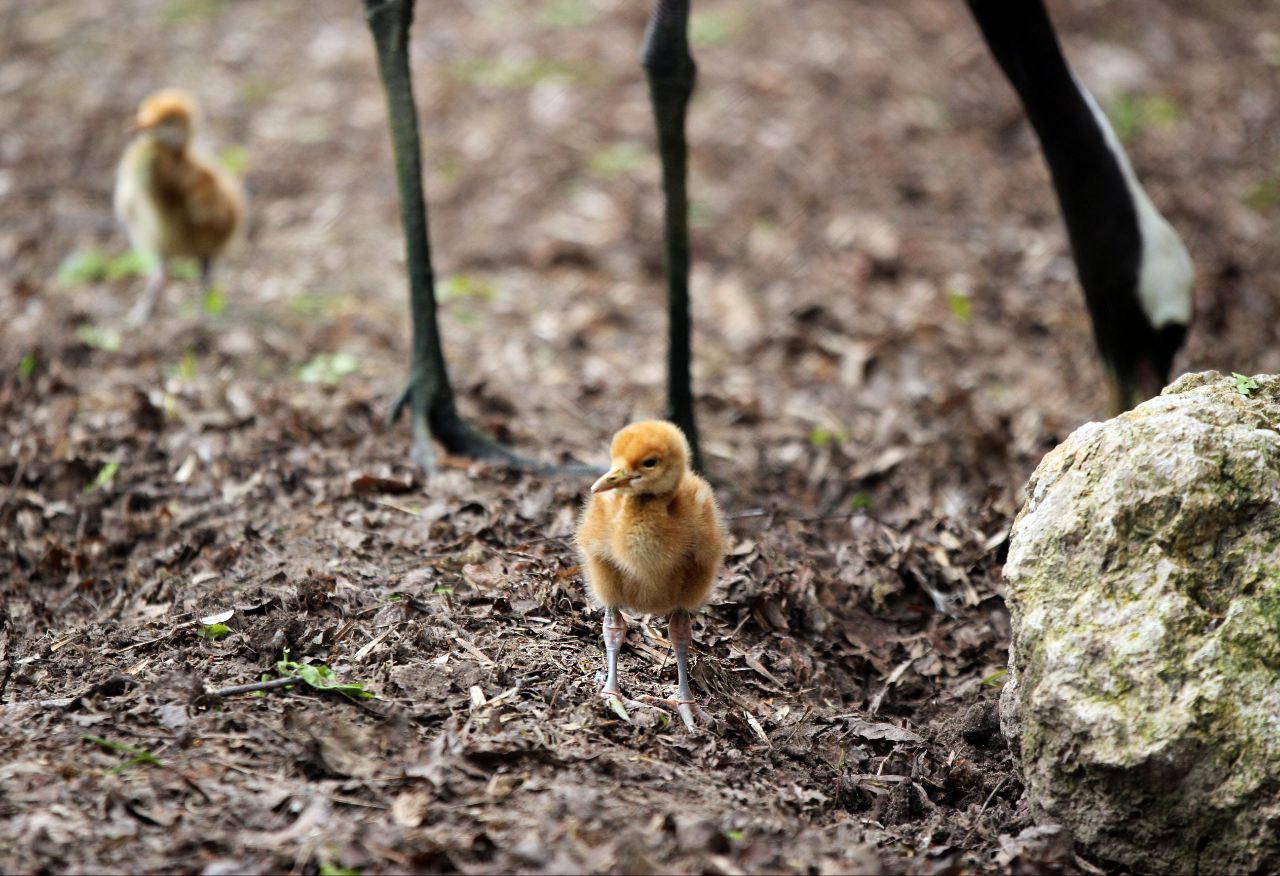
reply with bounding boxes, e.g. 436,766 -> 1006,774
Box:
575,420 -> 725,729
114,89 -> 242,324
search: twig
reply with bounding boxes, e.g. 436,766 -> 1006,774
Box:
205,677 -> 299,697
962,776 -> 1008,845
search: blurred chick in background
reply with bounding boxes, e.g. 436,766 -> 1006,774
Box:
114,89 -> 242,324
576,420 -> 726,729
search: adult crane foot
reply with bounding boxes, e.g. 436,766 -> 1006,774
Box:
388,378 -> 600,476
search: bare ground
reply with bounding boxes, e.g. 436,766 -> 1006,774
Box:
1,0 -> 1278,872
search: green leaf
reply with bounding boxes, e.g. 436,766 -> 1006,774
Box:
198,623 -> 231,640
318,864 -> 361,876
438,273 -> 497,302
947,289 -> 973,324
84,462 -> 120,493
1107,91 -> 1179,142
980,668 -> 1009,688
18,353 -> 37,380
809,425 -> 846,448
105,249 -> 158,280
297,352 -> 360,384
58,248 -> 111,285
1233,372 -> 1260,398
539,0 -> 597,27
75,324 -> 122,352
724,828 -> 744,842
587,142 -> 646,180
690,10 -> 740,46
202,286 -> 225,316
1244,179 -> 1280,212
218,144 -> 250,176
275,650 -> 375,699
82,735 -> 162,773
849,491 -> 874,512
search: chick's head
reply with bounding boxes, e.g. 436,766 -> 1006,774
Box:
132,89 -> 198,147
591,420 -> 690,496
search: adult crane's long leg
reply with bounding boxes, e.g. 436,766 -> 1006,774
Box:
966,0 -> 1193,413
364,0 -> 542,470
643,0 -> 703,472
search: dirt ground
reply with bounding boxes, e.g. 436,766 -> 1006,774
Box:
2,0 -> 1278,872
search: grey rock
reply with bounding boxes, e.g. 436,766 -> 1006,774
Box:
1001,371 -> 1280,873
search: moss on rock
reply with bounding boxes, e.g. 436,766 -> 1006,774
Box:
1001,371 -> 1280,873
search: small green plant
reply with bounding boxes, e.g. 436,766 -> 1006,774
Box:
539,0 -> 596,27
318,863 -> 361,876
1107,91 -> 1179,142
947,289 -> 973,324
298,352 -> 360,384
981,668 -> 1009,688
438,274 -> 498,302
849,491 -> 874,512
84,462 -> 120,494
690,10 -> 740,46
202,286 -> 226,316
74,324 -> 123,352
1233,372 -> 1260,398
1244,179 -> 1280,212
165,349 -> 198,382
217,144 -> 250,176
82,735 -> 162,774
809,425 -> 847,448
18,353 -> 37,380
588,142 -> 646,180
198,623 -> 231,640
276,649 -> 375,699
59,248 -> 157,285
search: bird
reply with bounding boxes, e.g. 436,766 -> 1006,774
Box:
362,0 -> 703,471
114,88 -> 243,325
575,420 -> 726,730
966,0 -> 1194,414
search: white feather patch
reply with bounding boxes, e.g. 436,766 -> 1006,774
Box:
1074,74 -> 1194,329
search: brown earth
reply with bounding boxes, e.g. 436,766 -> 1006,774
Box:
1,0 -> 1278,872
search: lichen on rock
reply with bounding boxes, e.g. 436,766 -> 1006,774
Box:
1001,371 -> 1280,873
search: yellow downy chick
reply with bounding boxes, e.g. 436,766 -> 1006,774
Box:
114,89 -> 243,323
576,420 -> 726,729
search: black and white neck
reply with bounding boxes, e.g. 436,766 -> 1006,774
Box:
967,0 -> 1193,411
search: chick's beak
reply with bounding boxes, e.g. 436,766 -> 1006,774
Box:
591,467 -> 638,493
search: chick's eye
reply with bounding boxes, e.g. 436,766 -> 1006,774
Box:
641,457 -> 658,469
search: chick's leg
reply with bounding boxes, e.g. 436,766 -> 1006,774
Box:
600,606 -> 627,703
642,608 -> 706,729
128,262 -> 167,325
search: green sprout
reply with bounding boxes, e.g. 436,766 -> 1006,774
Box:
980,668 -> 1009,688
75,324 -> 122,352
275,649 -> 375,699
1233,372 -> 1260,398
85,462 -> 120,494
82,735 -> 162,774
297,352 -> 360,384
198,623 -> 231,640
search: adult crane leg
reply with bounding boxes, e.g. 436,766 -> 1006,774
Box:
364,0 -> 544,471
643,0 -> 704,472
